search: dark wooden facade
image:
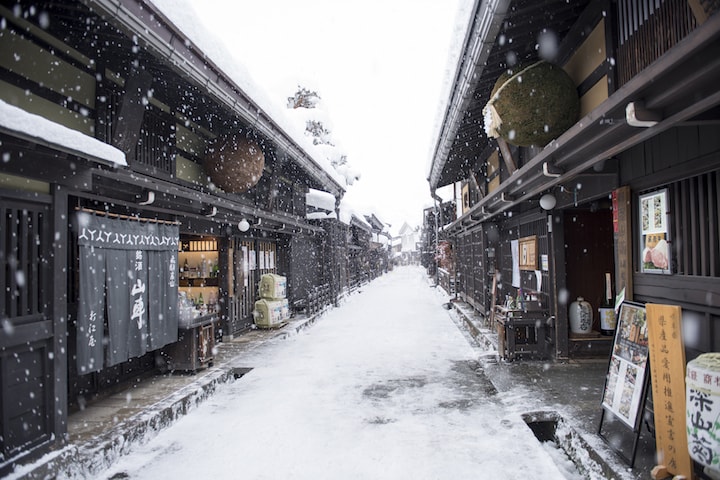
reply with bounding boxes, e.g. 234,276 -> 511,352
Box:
0,0 -> 385,474
428,0 -> 720,369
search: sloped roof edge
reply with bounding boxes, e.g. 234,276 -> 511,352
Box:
85,0 -> 345,198
427,0 -> 511,191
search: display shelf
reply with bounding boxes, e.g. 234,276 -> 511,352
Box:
179,277 -> 219,288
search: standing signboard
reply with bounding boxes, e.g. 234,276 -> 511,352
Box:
601,301 -> 650,428
599,301 -> 651,466
646,303 -> 692,479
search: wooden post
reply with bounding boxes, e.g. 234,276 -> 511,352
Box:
613,186 -> 633,299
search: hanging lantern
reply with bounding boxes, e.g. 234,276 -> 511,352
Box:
204,134 -> 265,193
483,61 -> 580,147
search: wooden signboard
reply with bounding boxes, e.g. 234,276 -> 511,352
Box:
518,235 -> 537,270
646,303 -> 692,479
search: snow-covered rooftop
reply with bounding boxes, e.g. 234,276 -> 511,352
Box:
149,0 -> 350,190
306,188 -> 337,212
0,100 -> 127,166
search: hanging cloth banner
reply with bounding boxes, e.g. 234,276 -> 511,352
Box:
76,246 -> 105,374
75,212 -> 179,373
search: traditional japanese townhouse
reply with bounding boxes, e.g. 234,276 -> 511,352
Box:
0,0 -> 346,472
428,0 -> 720,367
364,213 -> 391,275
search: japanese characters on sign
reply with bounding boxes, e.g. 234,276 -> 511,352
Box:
686,352 -> 720,475
646,304 -> 692,478
75,212 -> 179,374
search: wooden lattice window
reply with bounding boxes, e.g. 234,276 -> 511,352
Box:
616,0 -> 697,86
669,172 -> 720,277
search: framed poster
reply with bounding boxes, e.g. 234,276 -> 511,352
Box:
601,301 -> 649,429
639,189 -> 671,274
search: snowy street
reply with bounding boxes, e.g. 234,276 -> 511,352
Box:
98,266 -> 580,479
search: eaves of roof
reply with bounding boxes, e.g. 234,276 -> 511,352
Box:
83,0 -> 345,198
428,0 -> 511,191
444,12 -> 720,233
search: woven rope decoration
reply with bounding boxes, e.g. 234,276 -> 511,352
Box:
483,61 -> 579,147
204,134 -> 265,193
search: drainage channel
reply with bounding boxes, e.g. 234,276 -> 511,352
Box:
522,411 -> 620,480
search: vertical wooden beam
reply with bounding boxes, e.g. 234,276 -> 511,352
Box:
614,186 -> 633,300
52,186 -> 69,443
549,212 -> 569,359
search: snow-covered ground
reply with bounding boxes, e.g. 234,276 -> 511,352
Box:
97,266 -> 582,479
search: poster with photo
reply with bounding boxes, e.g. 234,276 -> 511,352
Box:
639,189 -> 671,274
601,302 -> 649,429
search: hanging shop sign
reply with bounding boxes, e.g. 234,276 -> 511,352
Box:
639,189 -> 671,274
601,301 -> 649,429
75,211 -> 179,374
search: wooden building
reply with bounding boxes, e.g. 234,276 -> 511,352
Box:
428,0 -> 719,361
0,0 -> 358,472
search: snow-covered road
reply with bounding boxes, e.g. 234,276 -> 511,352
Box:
99,266 -> 575,479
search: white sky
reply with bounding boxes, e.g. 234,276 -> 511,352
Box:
184,0 -> 472,233
95,266 -> 597,479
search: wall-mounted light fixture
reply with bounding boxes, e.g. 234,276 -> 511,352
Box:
238,218 -> 250,232
539,193 -> 557,210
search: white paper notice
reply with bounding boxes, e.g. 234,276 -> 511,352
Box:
511,239 -> 520,288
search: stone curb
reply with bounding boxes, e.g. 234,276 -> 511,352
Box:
451,302 -> 636,480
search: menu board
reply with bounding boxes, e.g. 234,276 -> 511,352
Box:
601,302 -> 649,429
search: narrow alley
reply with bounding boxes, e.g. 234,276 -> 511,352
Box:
86,266 -> 628,480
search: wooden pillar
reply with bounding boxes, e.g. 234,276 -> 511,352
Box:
549,212 -> 569,359
52,186 -> 69,442
613,186 -> 633,300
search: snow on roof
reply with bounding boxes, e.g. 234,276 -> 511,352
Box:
149,0 -> 347,189
0,100 -> 127,166
337,196 -> 371,230
306,188 -> 337,212
306,211 -> 337,220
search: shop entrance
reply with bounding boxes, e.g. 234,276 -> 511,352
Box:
563,201 -> 616,354
227,238 -> 278,336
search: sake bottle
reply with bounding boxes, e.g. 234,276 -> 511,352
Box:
599,273 -> 616,336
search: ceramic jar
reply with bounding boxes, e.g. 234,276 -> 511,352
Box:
686,353 -> 720,476
569,297 -> 593,334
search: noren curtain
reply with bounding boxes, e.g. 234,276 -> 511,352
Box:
75,212 -> 178,374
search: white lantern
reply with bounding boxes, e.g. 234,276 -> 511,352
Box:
238,219 -> 250,232
540,193 -> 557,210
